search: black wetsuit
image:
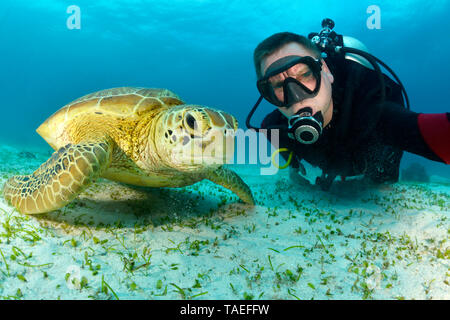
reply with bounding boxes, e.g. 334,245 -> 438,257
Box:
261,57 -> 444,189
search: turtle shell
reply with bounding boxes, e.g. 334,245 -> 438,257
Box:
36,87 -> 185,149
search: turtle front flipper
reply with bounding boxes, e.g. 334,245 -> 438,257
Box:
204,167 -> 255,205
3,141 -> 113,214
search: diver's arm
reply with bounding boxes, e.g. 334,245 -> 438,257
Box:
378,102 -> 450,164
417,113 -> 450,164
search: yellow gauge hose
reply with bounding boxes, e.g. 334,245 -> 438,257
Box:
271,148 -> 293,169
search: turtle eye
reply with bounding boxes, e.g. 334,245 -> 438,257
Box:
185,113 -> 197,130
224,128 -> 235,136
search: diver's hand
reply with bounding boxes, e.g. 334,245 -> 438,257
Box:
289,166 -> 311,186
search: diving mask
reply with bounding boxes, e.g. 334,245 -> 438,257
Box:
257,55 -> 323,108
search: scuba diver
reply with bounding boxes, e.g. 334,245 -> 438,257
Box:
246,19 -> 449,190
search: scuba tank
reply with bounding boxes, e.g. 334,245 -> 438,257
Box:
342,36 -> 373,70
308,18 -> 410,110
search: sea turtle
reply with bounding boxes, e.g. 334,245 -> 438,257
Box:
3,87 -> 254,214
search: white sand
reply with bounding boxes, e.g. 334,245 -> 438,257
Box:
0,144 -> 448,300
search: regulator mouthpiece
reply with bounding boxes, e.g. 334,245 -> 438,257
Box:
287,107 -> 324,144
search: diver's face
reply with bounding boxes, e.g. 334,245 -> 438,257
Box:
260,42 -> 334,126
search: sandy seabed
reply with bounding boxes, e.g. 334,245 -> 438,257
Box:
0,144 -> 448,300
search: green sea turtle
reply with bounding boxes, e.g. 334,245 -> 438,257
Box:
3,87 -> 254,214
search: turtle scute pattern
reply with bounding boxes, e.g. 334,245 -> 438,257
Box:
3,141 -> 111,214
67,87 -> 184,116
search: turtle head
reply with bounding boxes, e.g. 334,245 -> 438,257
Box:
154,105 -> 238,172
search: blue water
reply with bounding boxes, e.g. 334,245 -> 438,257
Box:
0,0 -> 449,176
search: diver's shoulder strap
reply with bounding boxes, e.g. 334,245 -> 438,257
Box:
261,110 -> 305,164
261,109 -> 285,128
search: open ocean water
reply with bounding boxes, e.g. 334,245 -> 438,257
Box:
0,0 -> 448,302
